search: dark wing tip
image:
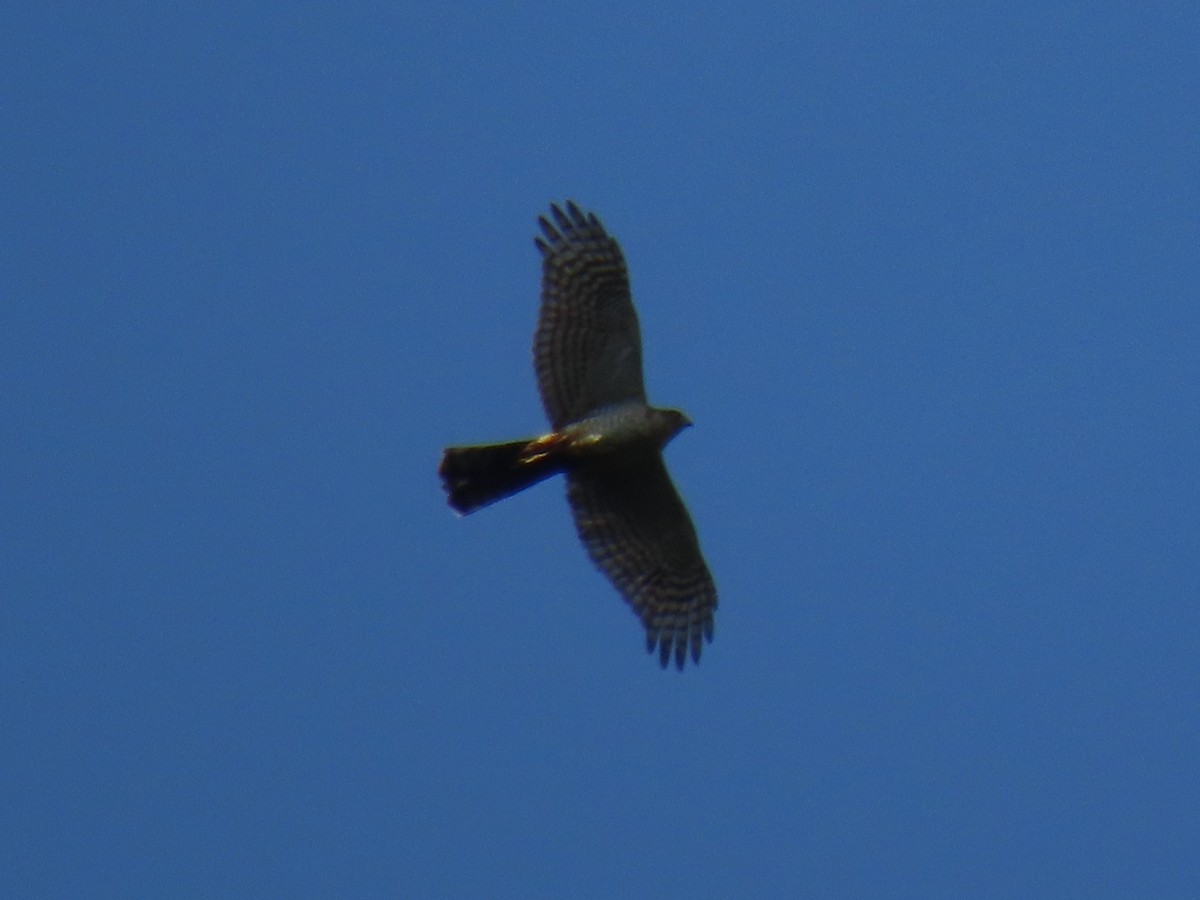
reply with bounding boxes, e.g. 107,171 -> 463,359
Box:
551,202 -> 573,233
535,213 -> 560,254
564,200 -> 589,229
646,623 -> 706,671
536,201 -> 609,255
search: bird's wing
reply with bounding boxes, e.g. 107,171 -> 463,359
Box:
534,202 -> 646,429
566,455 -> 716,669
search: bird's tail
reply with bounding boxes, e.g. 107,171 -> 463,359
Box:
439,434 -> 567,515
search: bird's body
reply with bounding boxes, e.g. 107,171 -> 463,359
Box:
441,401 -> 690,513
439,203 -> 717,669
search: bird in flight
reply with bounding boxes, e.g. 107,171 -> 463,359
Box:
439,202 -> 717,669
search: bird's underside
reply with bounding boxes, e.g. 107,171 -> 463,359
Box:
439,202 -> 717,670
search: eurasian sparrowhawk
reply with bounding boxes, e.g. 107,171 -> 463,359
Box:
439,202 -> 717,669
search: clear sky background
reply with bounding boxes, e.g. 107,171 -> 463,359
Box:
4,4 -> 1198,898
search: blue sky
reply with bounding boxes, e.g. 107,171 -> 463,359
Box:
4,4 -> 1198,897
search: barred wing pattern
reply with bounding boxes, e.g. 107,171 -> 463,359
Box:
567,456 -> 716,669
533,202 -> 647,429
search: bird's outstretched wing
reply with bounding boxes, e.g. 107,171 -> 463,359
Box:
534,202 -> 646,429
566,455 -> 716,669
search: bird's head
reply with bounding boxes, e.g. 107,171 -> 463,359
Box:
659,407 -> 693,445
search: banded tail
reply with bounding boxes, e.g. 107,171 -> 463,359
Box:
439,435 -> 566,515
